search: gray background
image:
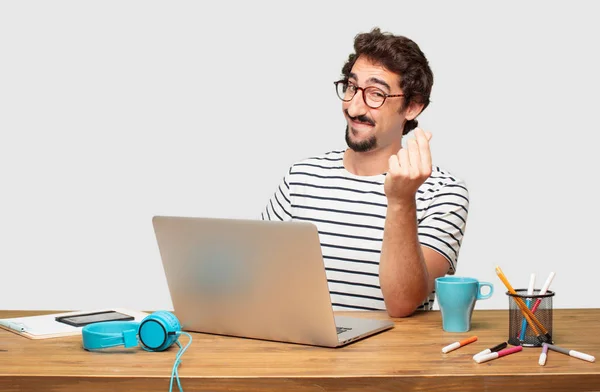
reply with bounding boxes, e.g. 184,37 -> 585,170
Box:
1,1 -> 598,311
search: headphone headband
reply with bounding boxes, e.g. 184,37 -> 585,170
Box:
82,321 -> 141,350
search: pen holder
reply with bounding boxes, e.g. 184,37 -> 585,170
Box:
507,289 -> 554,347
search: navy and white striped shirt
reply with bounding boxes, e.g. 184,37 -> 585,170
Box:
262,150 -> 469,311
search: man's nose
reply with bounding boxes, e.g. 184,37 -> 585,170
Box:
345,90 -> 368,118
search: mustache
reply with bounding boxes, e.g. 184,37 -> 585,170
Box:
345,110 -> 375,126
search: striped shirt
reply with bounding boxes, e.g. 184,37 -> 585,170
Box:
261,149 -> 469,312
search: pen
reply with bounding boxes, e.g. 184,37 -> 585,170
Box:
475,346 -> 522,364
495,266 -> 551,343
531,272 -> 555,314
544,343 -> 595,363
0,321 -> 26,332
473,342 -> 508,360
442,336 -> 477,353
519,273 -> 536,340
539,343 -> 549,366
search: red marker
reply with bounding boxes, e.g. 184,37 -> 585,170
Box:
475,346 -> 522,363
442,336 -> 477,353
531,272 -> 556,313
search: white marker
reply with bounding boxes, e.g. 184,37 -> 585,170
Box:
539,343 -> 548,366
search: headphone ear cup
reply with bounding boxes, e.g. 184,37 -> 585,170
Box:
153,310 -> 181,333
138,311 -> 181,352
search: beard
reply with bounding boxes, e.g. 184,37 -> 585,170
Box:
345,125 -> 377,152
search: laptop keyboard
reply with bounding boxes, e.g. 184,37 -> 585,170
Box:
336,326 -> 352,334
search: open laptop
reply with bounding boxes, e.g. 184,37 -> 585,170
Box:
152,215 -> 394,347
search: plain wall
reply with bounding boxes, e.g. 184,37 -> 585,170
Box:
1,1 -> 598,311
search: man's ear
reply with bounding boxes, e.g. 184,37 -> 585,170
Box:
404,101 -> 425,121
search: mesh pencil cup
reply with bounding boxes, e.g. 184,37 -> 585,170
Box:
506,289 -> 555,347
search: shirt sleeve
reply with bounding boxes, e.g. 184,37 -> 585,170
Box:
261,167 -> 293,221
417,179 -> 470,274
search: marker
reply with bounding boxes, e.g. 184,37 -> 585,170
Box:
495,266 -> 551,343
531,272 -> 556,314
544,343 -> 595,363
539,343 -> 549,366
519,273 -> 536,340
442,336 -> 477,353
475,346 -> 523,363
473,342 -> 508,360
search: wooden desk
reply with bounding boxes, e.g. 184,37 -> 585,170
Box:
1,309 -> 598,392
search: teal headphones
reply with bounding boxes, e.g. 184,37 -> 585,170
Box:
82,311 -> 181,352
82,311 -> 192,392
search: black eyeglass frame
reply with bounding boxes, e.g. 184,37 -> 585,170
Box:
333,79 -> 405,109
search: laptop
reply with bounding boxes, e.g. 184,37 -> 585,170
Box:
152,215 -> 394,347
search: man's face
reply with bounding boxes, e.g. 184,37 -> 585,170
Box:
343,56 -> 407,153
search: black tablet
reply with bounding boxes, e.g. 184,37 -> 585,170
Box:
55,310 -> 134,327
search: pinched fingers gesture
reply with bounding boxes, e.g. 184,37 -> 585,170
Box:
384,128 -> 433,203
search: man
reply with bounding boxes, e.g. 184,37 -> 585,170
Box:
262,27 -> 469,317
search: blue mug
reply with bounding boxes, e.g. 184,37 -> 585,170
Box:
435,277 -> 493,332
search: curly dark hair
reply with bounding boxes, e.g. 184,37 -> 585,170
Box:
341,27 -> 434,135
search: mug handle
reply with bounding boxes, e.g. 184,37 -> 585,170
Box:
477,282 -> 494,300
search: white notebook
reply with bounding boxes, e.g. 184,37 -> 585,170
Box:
0,308 -> 148,339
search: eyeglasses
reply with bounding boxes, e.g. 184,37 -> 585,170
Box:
334,80 -> 404,109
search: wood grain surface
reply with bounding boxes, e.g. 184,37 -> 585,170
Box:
1,309 -> 598,391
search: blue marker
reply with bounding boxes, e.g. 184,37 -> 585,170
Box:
519,273 -> 536,340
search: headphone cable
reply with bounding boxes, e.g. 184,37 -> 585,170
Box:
169,332 -> 193,392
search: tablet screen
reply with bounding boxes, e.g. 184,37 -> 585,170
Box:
56,311 -> 134,327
